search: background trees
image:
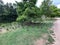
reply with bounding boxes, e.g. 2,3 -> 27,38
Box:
16,0 -> 41,23
0,0 -> 4,16
0,0 -> 60,23
50,5 -> 59,17
0,0 -> 17,22
40,0 -> 60,17
40,0 -> 52,17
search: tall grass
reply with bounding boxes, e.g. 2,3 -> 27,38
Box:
0,22 -> 54,45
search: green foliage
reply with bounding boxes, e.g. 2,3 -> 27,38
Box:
0,22 -> 53,45
0,0 -> 4,16
16,0 -> 41,22
48,35 -> 55,44
29,0 -> 37,5
40,0 -> 52,16
0,1 -> 17,22
50,5 -> 60,17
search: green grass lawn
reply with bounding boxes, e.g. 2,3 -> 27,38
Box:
0,22 -> 54,45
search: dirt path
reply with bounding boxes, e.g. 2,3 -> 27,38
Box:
52,18 -> 60,45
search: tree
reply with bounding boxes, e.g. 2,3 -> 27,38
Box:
0,2 -> 18,22
49,5 -> 60,17
4,3 -> 10,15
29,0 -> 37,5
0,0 -> 4,16
40,0 -> 52,17
57,8 -> 60,17
50,5 -> 58,17
16,0 -> 41,23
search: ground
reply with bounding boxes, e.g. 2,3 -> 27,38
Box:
0,19 -> 54,45
52,18 -> 60,45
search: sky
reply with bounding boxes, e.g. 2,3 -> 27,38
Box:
2,0 -> 60,8
53,0 -> 60,8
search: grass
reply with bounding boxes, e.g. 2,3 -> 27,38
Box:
0,22 -> 54,45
